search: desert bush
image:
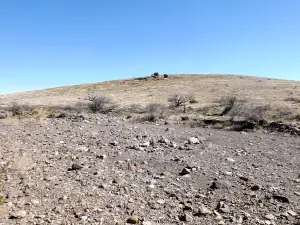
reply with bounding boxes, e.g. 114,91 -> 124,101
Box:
284,97 -> 300,103
163,74 -> 169,78
10,103 -> 24,116
219,96 -> 237,116
87,95 -> 117,114
228,102 -> 270,122
127,103 -> 143,114
142,103 -> 167,121
189,99 -> 198,104
9,103 -> 37,117
168,93 -> 195,107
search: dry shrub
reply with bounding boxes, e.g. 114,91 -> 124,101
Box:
87,95 -> 118,114
52,102 -> 88,113
218,96 -> 237,116
168,93 -> 195,107
228,102 -> 270,122
126,103 -> 143,114
142,103 -> 167,122
284,97 -> 300,103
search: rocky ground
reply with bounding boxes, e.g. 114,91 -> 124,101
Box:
0,114 -> 299,225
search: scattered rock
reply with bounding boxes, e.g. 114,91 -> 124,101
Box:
180,167 -> 192,175
264,214 -> 275,221
218,201 -> 230,213
251,184 -> 261,191
140,141 -> 150,147
226,157 -> 235,163
211,179 -> 232,190
287,210 -> 297,217
272,195 -> 290,203
127,215 -> 139,224
9,210 -> 27,219
179,213 -> 193,222
197,204 -> 212,215
188,137 -> 201,144
113,177 -> 126,185
69,163 -> 83,171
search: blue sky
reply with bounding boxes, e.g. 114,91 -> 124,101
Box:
0,0 -> 299,94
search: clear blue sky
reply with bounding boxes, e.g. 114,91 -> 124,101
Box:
0,0 -> 299,94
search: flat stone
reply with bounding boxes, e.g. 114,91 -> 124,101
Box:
9,210 -> 27,219
198,204 -> 212,215
264,214 -> 275,221
211,180 -> 232,190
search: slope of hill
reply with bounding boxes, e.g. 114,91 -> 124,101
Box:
1,74 -> 299,108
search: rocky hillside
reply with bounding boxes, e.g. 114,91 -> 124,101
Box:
0,114 -> 299,224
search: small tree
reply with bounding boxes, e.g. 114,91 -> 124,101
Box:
168,93 -> 194,107
87,95 -> 117,114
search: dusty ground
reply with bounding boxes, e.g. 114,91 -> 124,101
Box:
1,75 -> 300,115
0,114 -> 299,224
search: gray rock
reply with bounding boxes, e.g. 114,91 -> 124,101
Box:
188,137 -> 200,144
211,179 -> 232,190
218,202 -> 230,213
180,167 -> 192,175
9,210 -> 27,219
140,141 -> 150,147
70,163 -> 83,171
198,204 -> 212,215
264,214 -> 275,221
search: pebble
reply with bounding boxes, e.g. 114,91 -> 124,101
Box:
287,210 -> 297,217
156,199 -> 165,205
264,214 -> 275,221
70,163 -> 83,171
198,204 -> 212,215
226,158 -> 236,163
181,167 -> 192,175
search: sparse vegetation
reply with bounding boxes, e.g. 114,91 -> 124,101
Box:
87,95 -> 118,114
142,103 -> 166,121
284,97 -> 300,103
126,103 -> 142,114
168,93 -> 195,107
163,74 -> 169,78
219,96 -> 237,116
228,102 -> 270,122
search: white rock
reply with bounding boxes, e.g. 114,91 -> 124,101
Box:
226,158 -> 236,163
189,137 -> 200,144
156,199 -> 165,205
287,210 -> 297,217
264,214 -> 275,221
